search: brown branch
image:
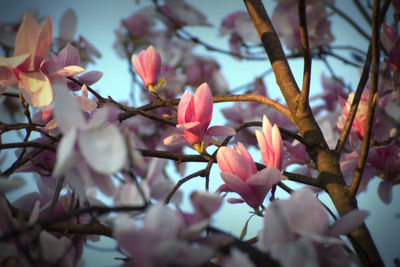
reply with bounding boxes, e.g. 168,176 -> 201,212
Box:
349,0 -> 381,197
0,142 -> 56,152
353,0 -> 372,25
298,0 -> 312,109
164,169 -> 206,204
335,46 -> 372,155
119,94 -> 292,123
137,148 -> 207,163
283,171 -> 321,188
244,0 -> 383,265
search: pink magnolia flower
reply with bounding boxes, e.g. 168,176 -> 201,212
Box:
255,115 -> 284,170
381,23 -> 400,73
122,8 -> 156,39
164,83 -> 235,153
216,142 -> 282,209
0,14 -> 84,109
132,45 -> 162,88
271,0 -> 334,50
258,188 -> 369,267
158,0 -> 210,28
337,90 -> 370,139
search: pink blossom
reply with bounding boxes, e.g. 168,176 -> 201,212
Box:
381,23 -> 400,73
164,83 -> 235,152
258,188 -> 368,266
255,115 -> 284,170
122,9 -> 155,39
216,142 -> 282,209
337,91 -> 370,138
113,192 -> 222,267
0,14 -> 84,109
219,11 -> 259,44
158,0 -> 210,29
132,45 -> 162,88
183,56 -> 228,95
271,0 -> 334,50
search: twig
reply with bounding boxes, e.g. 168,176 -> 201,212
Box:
349,0 -> 381,197
298,0 -> 312,109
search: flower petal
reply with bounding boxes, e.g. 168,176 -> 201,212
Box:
220,172 -> 259,208
78,124 -> 127,174
247,167 -> 282,186
19,70 -> 53,109
163,134 -> 187,146
53,82 -> 85,132
205,125 -> 236,137
329,210 -> 369,236
52,128 -> 78,177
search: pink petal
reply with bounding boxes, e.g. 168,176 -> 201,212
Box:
163,134 -> 188,146
14,14 -> 40,70
378,180 -> 392,204
75,95 -> 97,112
59,9 -> 77,41
227,197 -> 245,204
50,65 -> 85,77
205,125 -> 236,137
145,203 -> 182,239
194,83 -> 212,128
54,43 -> 80,66
220,172 -> 259,208
177,121 -> 200,130
77,71 -> 103,85
246,167 -> 282,186
190,191 -> 222,219
329,210 -> 369,236
177,90 -> 194,124
33,17 -> 53,70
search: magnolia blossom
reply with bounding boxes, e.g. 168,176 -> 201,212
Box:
52,84 -> 127,199
55,9 -> 101,68
217,142 -> 282,209
158,0 -> 210,28
271,0 -> 334,50
0,14 -> 84,108
255,115 -> 284,170
114,192 -> 222,267
132,45 -> 162,88
164,83 -> 235,153
219,11 -> 259,55
337,90 -> 371,139
258,188 -> 369,266
381,23 -> 400,73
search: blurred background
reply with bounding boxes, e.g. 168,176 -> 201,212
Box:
1,0 -> 399,266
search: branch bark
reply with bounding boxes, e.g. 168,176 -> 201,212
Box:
243,0 -> 383,265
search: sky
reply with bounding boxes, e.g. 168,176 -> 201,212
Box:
1,0 -> 399,266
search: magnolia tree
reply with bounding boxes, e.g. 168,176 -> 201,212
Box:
0,0 -> 399,266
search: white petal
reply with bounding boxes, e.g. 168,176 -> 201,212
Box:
78,124 -> 126,174
52,128 -> 78,177
53,83 -> 85,133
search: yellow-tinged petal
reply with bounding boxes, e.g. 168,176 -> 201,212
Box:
18,70 -> 53,108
